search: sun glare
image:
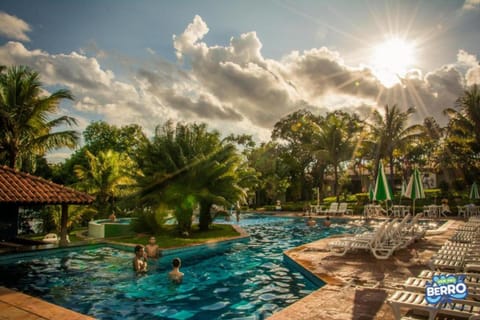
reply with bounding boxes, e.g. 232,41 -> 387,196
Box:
371,38 -> 415,87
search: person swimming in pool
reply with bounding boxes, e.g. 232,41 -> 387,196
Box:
323,216 -> 332,227
306,216 -> 317,227
168,257 -> 184,284
145,236 -> 160,259
133,245 -> 148,273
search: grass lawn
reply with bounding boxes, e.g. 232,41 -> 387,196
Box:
108,223 -> 241,248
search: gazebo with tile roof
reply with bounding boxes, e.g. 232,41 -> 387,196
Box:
0,165 -> 93,244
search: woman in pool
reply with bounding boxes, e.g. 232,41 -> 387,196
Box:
168,257 -> 184,283
133,245 -> 148,273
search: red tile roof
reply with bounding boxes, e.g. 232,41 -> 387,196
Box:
0,166 -> 94,205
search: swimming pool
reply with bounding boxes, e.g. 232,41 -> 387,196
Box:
0,215 -> 369,319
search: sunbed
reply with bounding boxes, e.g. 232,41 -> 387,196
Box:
328,220 -> 389,256
402,276 -> 480,300
387,290 -> 480,320
322,202 -> 339,215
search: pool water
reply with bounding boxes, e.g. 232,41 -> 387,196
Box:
0,215 -> 369,319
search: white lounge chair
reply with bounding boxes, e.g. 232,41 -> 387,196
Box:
322,202 -> 339,215
328,220 -> 389,256
370,217 -> 410,259
387,290 -> 480,320
418,269 -> 480,285
337,202 -> 353,215
42,233 -> 70,244
402,213 -> 425,240
403,276 -> 480,300
42,233 -> 59,243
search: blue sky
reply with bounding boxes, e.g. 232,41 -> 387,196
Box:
0,0 -> 479,161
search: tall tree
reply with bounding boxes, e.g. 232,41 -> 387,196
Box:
272,109 -> 317,201
442,84 -> 480,183
311,111 -> 361,201
366,104 -> 422,186
138,121 -> 247,233
59,121 -> 148,185
0,66 -> 78,171
247,142 -> 290,205
74,149 -> 137,218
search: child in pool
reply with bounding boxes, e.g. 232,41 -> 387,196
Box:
145,236 -> 160,259
168,257 -> 184,284
133,245 -> 148,273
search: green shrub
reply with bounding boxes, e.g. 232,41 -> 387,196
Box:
131,207 -> 167,234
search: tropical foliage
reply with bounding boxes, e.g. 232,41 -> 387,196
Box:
74,149 -> 137,218
0,65 -> 78,172
5,64 -> 480,236
364,104 -> 423,184
137,122 -> 248,234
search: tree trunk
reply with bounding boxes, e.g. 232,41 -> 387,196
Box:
8,147 -> 17,169
199,201 -> 213,231
60,204 -> 69,246
334,165 -> 339,203
389,155 -> 395,190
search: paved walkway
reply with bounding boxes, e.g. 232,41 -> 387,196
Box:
267,217 -> 463,320
0,286 -> 94,320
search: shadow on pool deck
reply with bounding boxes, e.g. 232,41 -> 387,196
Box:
266,215 -> 463,320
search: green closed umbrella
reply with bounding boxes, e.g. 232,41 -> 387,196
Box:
470,182 -> 479,200
373,162 -> 393,201
368,184 -> 374,203
373,162 -> 393,214
405,168 -> 425,213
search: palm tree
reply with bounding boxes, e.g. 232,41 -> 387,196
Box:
311,111 -> 360,201
196,143 -> 247,230
0,65 -> 78,171
442,84 -> 480,183
138,121 -> 247,233
74,149 -> 137,217
367,104 -> 422,185
444,84 -> 480,147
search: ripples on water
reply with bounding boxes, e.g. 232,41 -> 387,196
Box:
0,215 -> 370,319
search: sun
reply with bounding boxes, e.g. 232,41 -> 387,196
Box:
370,37 -> 416,87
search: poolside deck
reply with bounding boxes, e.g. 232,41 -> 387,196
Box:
267,215 -> 463,320
0,214 -> 464,320
0,286 -> 94,320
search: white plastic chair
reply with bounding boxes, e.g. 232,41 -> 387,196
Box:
42,233 -> 59,243
323,202 -> 339,215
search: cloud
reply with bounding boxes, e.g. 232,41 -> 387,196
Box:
0,41 -> 168,134
172,16 -> 302,127
1,15 -> 477,156
284,48 -> 382,100
0,12 -> 31,42
463,0 -> 480,10
172,16 -> 479,129
466,66 -> 480,86
457,50 -> 480,86
457,49 -> 479,67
